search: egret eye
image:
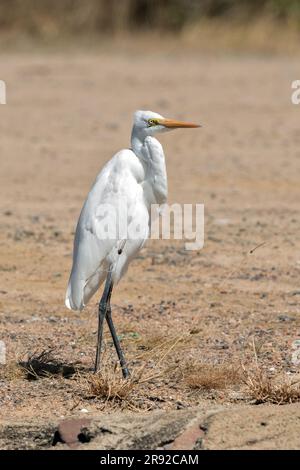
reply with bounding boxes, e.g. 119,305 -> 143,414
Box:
148,118 -> 158,127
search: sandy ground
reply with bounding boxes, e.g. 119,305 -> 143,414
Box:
0,48 -> 300,447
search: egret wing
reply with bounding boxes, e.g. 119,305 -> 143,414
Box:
65,149 -> 145,310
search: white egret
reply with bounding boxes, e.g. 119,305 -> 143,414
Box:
65,110 -> 200,377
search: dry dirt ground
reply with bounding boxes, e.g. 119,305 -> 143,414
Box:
0,48 -> 300,449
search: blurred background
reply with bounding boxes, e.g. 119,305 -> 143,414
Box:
0,0 -> 300,53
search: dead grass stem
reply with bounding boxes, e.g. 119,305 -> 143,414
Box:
183,361 -> 241,391
81,332 -> 192,410
243,366 -> 300,405
21,349 -> 76,380
242,338 -> 300,404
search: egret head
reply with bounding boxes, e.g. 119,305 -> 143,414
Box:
132,110 -> 200,140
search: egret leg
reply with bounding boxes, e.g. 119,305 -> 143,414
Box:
106,306 -> 130,379
94,271 -> 113,374
94,270 -> 130,378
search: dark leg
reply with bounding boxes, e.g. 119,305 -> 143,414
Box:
106,307 -> 130,379
94,269 -> 130,378
94,271 -> 113,373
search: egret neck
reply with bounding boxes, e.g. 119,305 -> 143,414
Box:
131,127 -> 168,207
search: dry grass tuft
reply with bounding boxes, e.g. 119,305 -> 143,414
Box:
87,366 -> 142,406
183,362 -> 241,391
82,362 -> 163,411
79,333 -> 193,411
21,349 -> 76,380
242,338 -> 300,404
76,330 -> 249,410
243,368 -> 300,405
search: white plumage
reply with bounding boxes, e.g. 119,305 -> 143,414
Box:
65,110 -> 199,375
66,111 -> 169,311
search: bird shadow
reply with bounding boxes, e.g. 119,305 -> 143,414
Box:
19,349 -> 80,380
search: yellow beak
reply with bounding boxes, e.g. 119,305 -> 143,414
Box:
158,118 -> 201,129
